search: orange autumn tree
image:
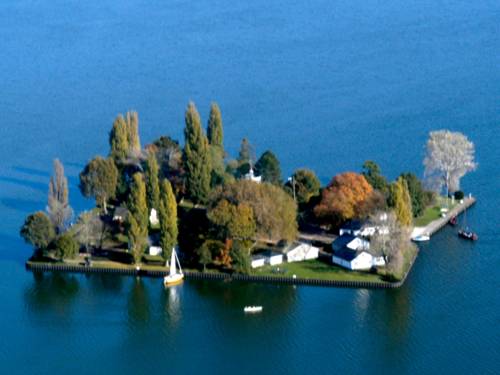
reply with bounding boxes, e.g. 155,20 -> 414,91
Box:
314,172 -> 374,227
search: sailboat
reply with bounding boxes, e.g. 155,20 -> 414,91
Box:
164,248 -> 184,286
457,206 -> 478,241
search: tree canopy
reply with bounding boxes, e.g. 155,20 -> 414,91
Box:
145,151 -> 161,211
399,173 -> 425,217
79,156 -> 118,213
109,115 -> 129,161
286,168 -> 321,204
53,233 -> 79,260
423,130 -> 477,193
393,177 -> 413,227
207,199 -> 256,241
209,180 -> 297,242
362,160 -> 389,193
47,159 -> 73,233
207,102 -> 224,149
20,211 -> 55,250
314,172 -> 374,226
158,179 -> 178,259
255,150 -> 282,185
183,102 -> 212,204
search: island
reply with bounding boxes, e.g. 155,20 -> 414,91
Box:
22,102 -> 477,288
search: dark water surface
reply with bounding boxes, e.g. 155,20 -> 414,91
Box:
0,1 -> 499,374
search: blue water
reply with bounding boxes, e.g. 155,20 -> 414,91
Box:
0,1 -> 499,374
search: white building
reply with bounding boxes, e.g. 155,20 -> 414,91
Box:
149,208 -> 159,226
266,251 -> 283,266
283,242 -> 320,262
332,234 -> 385,271
251,255 -> 266,269
339,220 -> 362,236
243,167 -> 262,183
149,246 -> 163,256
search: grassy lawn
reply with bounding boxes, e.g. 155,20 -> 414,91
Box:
253,259 -> 384,282
414,196 -> 457,227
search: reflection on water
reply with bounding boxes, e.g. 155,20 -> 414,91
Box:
354,289 -> 371,325
24,271 -> 80,317
162,284 -> 182,328
127,278 -> 150,325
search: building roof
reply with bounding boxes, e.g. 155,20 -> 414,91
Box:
254,249 -> 283,258
340,220 -> 362,231
333,247 -> 360,262
332,234 -> 356,251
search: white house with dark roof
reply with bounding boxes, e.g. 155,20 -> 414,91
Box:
331,234 -> 385,271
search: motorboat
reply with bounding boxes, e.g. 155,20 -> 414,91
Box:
244,306 -> 263,313
449,216 -> 458,226
458,229 -> 478,241
412,234 -> 430,242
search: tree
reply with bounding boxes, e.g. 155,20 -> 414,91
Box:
209,180 -> 297,242
231,240 -> 251,274
53,233 -> 79,260
285,168 -> 321,204
423,130 -> 477,194
109,115 -> 129,161
369,211 -> 415,280
47,159 -> 73,233
79,156 -> 118,213
314,172 -> 374,226
400,173 -> 426,217
196,241 -> 213,272
20,211 -> 55,251
183,102 -> 212,204
207,199 -> 256,241
158,179 -> 178,260
393,177 -> 413,227
128,215 -> 147,264
75,210 -> 105,253
128,173 -> 149,230
237,138 -> 256,166
207,102 -> 224,149
362,160 -> 389,193
255,150 -> 282,185
145,151 -> 161,211
125,111 -> 141,157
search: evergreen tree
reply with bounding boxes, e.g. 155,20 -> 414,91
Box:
53,233 -> 79,260
362,160 -> 389,193
207,102 -> 224,149
158,179 -> 178,260
125,111 -> 141,156
145,151 -> 161,211
255,150 -> 282,185
183,102 -> 211,204
47,159 -> 73,233
394,177 -> 413,227
400,173 -> 426,217
79,157 -> 118,214
109,115 -> 129,160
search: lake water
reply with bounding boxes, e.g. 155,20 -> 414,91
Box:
0,1 -> 499,374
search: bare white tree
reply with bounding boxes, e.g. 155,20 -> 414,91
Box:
423,130 -> 477,194
75,210 -> 105,253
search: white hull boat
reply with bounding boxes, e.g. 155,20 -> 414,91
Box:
164,248 -> 184,286
412,234 -> 430,242
244,306 -> 263,313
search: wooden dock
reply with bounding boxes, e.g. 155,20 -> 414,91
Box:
412,196 -> 476,238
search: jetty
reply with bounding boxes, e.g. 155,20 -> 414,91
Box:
412,196 -> 476,238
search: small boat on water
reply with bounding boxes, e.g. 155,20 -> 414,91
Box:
458,229 -> 478,241
449,216 -> 458,226
164,248 -> 184,286
244,306 -> 263,313
412,234 -> 430,242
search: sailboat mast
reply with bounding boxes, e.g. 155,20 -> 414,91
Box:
175,250 -> 183,274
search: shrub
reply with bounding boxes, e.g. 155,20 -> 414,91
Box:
454,190 -> 464,200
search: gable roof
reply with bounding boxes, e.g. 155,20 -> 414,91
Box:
333,247 -> 360,261
332,234 -> 356,251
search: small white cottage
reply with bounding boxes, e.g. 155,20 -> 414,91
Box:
283,242 -> 320,262
149,246 -> 163,256
251,255 -> 266,269
332,248 -> 385,271
243,167 -> 262,183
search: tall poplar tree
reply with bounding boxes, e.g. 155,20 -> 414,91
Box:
47,159 -> 73,233
145,151 -> 161,211
394,177 -> 413,227
158,179 -> 178,259
207,102 -> 223,149
127,173 -> 148,263
183,102 -> 211,204
109,115 -> 129,161
125,111 -> 141,156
